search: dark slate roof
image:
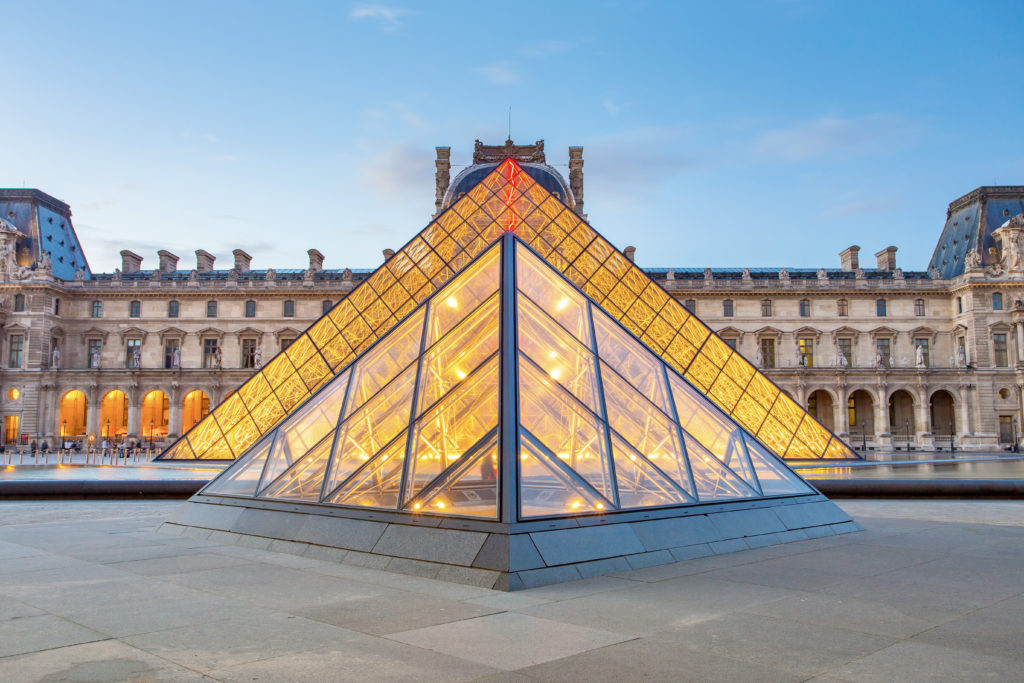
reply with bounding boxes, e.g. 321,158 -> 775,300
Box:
644,267 -> 932,282
0,189 -> 92,280
90,268 -> 375,283
448,163 -> 572,205
928,186 -> 1024,279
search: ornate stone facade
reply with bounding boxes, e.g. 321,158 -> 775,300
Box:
1,151 -> 1023,452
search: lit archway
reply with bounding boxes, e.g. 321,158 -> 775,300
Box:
888,390 -> 916,442
140,390 -> 170,439
930,390 -> 956,436
59,390 -> 88,437
182,390 -> 210,431
848,390 -> 874,440
100,390 -> 128,440
807,390 -> 835,431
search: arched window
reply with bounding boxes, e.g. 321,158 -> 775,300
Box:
322,300 -> 333,315
993,292 -> 1003,310
99,390 -> 128,439
168,300 -> 179,318
722,299 -> 734,317
799,299 -> 810,317
837,298 -> 848,316
182,390 -> 210,431
283,300 -> 295,317
914,298 -> 925,316
129,300 -> 141,318
140,390 -> 170,438
13,294 -> 25,312
206,301 -> 218,318
245,300 -> 256,318
60,390 -> 89,437
876,299 -> 887,317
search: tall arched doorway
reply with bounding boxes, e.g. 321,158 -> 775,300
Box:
100,390 -> 128,440
931,390 -> 956,439
807,390 -> 835,431
182,390 -> 210,431
848,390 -> 875,443
59,390 -> 88,437
140,390 -> 170,440
888,390 -> 916,444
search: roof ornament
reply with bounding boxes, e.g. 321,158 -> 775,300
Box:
473,138 -> 545,164
742,268 -> 752,281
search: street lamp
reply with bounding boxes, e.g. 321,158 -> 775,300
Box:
905,418 -> 910,451
105,419 -> 111,442
61,419 -> 67,439
861,420 -> 866,451
949,418 -> 955,455
149,419 -> 155,451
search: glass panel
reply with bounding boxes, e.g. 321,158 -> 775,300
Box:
426,243 -> 499,346
212,393 -> 247,434
186,415 -> 224,460
328,431 -> 407,508
600,364 -> 691,496
270,370 -> 349,462
516,242 -> 591,344
162,439 -> 195,460
343,309 -> 424,418
792,414 -> 833,456
592,309 -> 670,414
406,357 -> 499,502
517,295 -> 599,412
744,434 -> 813,496
417,294 -> 499,413
261,432 -> 334,501
518,357 -> 614,501
248,394 -> 286,432
196,436 -> 233,460
414,437 -> 499,518
669,374 -> 757,488
519,435 -> 609,518
203,437 -> 271,496
683,433 -> 758,502
324,363 -> 417,497
823,436 -> 857,459
224,415 -> 260,457
610,434 -> 692,509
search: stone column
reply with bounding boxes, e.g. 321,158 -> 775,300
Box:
914,394 -> 933,449
873,395 -> 890,448
434,147 -> 451,216
85,382 -> 101,439
836,388 -> 850,436
125,384 -> 141,441
167,383 -> 182,439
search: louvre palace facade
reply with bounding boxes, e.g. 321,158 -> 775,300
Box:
1,140 -> 1023,452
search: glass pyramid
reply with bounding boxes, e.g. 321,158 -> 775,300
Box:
200,234 -> 821,521
162,158 -> 856,462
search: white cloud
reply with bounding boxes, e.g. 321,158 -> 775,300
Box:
752,115 -> 917,163
474,61 -> 521,85
349,4 -> 414,30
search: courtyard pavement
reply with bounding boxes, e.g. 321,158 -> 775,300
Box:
0,500 -> 1022,681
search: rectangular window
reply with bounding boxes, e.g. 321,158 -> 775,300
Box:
760,338 -> 775,368
837,338 -> 852,367
129,301 -> 141,318
280,338 -> 294,352
164,339 -> 180,369
125,338 -> 141,368
799,300 -> 810,317
87,339 -> 102,368
994,333 -> 1008,367
206,301 -> 218,318
914,299 -> 925,316
322,300 -> 333,315
876,338 -> 891,368
837,299 -> 848,316
683,299 -> 695,313
8,334 -> 23,368
957,297 -> 963,314
168,300 -> 179,318
14,294 -> 25,312
993,292 -> 1003,310
722,300 -> 734,317
283,300 -> 295,317
54,298 -> 60,315
722,338 -> 737,350
798,338 -> 814,368
245,300 -> 256,318
914,338 -> 930,367
761,300 -> 772,317
241,339 -> 257,368
203,339 -> 219,368
876,299 -> 887,317
91,301 -> 102,318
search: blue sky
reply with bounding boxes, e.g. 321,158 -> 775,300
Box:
2,0 -> 1021,274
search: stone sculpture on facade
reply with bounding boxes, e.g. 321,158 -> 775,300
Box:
254,346 -> 263,368
51,345 -> 60,369
89,347 -> 101,369
131,347 -> 142,369
916,344 -> 926,368
171,346 -> 181,369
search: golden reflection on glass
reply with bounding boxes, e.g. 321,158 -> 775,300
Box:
327,432 -> 407,507
344,309 -> 424,419
262,433 -> 334,501
415,437 -> 499,518
519,435 -> 608,518
426,245 -> 499,346
518,358 -> 614,501
682,432 -> 757,501
592,310 -> 670,414
406,356 -> 499,502
610,434 -> 691,509
203,438 -> 272,496
515,242 -> 591,344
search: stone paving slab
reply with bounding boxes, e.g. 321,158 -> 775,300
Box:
0,499 -> 1020,681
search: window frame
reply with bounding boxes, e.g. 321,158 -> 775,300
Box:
722,299 -> 734,317
799,299 -> 811,317
322,300 -> 333,315
129,300 -> 141,318
914,298 -> 925,316
244,300 -> 256,318
837,298 -> 849,317
876,299 -> 887,317
13,294 -> 25,312
167,300 -> 180,318
993,292 -> 1003,311
683,299 -> 696,313
993,333 -> 1009,367
91,301 -> 103,318
283,300 -> 295,318
206,300 -> 218,318
7,334 -> 24,368
761,299 -> 772,317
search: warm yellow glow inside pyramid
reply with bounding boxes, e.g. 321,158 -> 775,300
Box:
164,158 -> 855,463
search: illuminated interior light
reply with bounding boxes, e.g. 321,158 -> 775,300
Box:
596,503 -> 605,510
446,296 -> 458,308
555,297 -> 569,311
412,503 -> 421,510
570,500 -> 582,509
434,501 -> 446,509
456,369 -> 466,380
549,368 -> 561,380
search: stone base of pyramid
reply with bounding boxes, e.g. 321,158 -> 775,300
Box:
159,494 -> 860,591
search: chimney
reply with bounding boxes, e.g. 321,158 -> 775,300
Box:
839,245 -> 860,272
307,249 -> 324,272
623,246 -> 636,263
195,249 -> 215,273
434,147 -> 451,214
875,246 -> 897,271
157,249 -> 179,273
232,249 -> 252,273
383,248 -> 395,262
120,250 -> 143,273
568,146 -> 584,215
